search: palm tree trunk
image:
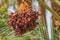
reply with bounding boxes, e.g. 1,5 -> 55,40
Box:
39,4 -> 46,26
51,0 -> 60,40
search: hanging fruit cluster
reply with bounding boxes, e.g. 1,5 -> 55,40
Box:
7,1 -> 39,35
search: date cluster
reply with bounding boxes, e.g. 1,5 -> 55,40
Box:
7,7 -> 39,35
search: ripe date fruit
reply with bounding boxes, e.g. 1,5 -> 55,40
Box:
7,3 -> 39,35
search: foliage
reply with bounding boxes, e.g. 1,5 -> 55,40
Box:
0,0 -> 60,40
